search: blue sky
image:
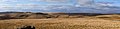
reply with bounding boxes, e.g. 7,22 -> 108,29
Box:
0,0 -> 119,6
0,0 -> 75,5
0,0 -> 120,13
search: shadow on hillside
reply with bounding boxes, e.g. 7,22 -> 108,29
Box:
0,14 -> 11,20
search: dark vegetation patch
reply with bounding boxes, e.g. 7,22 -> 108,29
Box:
66,13 -> 110,16
97,17 -> 111,18
17,26 -> 35,29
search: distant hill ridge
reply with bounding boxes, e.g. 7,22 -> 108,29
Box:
0,12 -> 118,14
0,12 -> 120,20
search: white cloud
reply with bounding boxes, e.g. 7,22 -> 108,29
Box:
76,0 -> 94,6
30,0 -> 70,3
0,0 -> 18,3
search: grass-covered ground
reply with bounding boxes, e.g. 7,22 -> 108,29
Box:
0,18 -> 120,29
1,12 -> 120,29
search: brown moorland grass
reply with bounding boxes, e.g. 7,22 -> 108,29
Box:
0,18 -> 120,29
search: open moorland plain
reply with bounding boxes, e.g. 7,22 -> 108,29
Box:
1,12 -> 120,29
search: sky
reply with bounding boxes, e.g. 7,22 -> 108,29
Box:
95,0 -> 120,6
0,0 -> 120,13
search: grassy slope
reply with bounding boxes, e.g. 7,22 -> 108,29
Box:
0,18 -> 120,29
